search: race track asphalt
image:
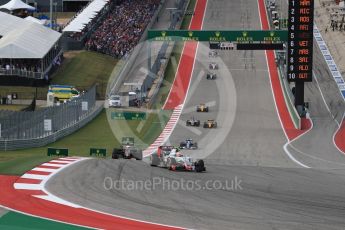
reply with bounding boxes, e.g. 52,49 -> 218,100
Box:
46,0 -> 345,229
279,0 -> 345,169
168,0 -> 295,167
47,159 -> 345,230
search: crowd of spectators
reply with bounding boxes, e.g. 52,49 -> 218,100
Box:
85,0 -> 160,58
0,59 -> 42,73
327,14 -> 345,32
0,55 -> 62,79
63,1 -> 94,29
67,1 -> 113,41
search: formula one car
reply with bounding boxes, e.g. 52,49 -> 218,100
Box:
206,73 -> 217,80
209,62 -> 219,70
179,139 -> 198,149
203,119 -> 217,128
208,50 -> 218,58
196,103 -> 209,112
112,137 -> 142,160
151,146 -> 206,172
186,117 -> 200,127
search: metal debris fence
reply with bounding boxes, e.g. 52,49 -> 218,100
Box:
0,85 -> 103,150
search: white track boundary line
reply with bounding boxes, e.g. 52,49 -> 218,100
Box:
49,160 -> 72,164
162,0 -> 199,109
181,0 -> 208,108
21,174 -> 48,180
283,118 -> 314,169
258,0 -> 311,168
41,163 -> 64,167
8,158 -> 100,229
31,167 -> 57,173
43,187 -> 187,230
313,71 -> 345,156
333,113 -> 345,156
13,156 -> 187,229
162,43 -> 187,109
144,0 -> 208,157
14,184 -> 42,190
40,160 -> 187,229
313,71 -> 340,127
6,2 -> 212,229
37,158 -> 87,208
14,158 -> 86,195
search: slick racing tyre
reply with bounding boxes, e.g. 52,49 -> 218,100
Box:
150,153 -> 160,166
195,159 -> 205,172
112,148 -> 122,159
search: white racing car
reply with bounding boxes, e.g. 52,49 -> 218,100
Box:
209,62 -> 219,70
150,146 -> 206,172
112,137 -> 142,160
209,50 -> 218,58
206,73 -> 217,80
186,117 -> 201,126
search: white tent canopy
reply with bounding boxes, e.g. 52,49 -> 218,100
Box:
0,0 -> 35,11
63,0 -> 109,32
0,12 -> 61,59
25,16 -> 45,25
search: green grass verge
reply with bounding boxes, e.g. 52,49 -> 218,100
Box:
51,51 -> 117,99
36,12 -> 76,19
0,2 -> 196,175
0,51 -> 118,174
0,111 -> 117,175
181,0 -> 197,29
0,105 -> 27,111
0,51 -> 117,100
107,109 -> 172,149
0,154 -> 53,176
0,211 -> 91,230
0,109 -> 172,175
152,0 -> 196,109
153,42 -> 185,108
0,86 -> 47,101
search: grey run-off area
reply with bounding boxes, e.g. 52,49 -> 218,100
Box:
47,0 -> 345,229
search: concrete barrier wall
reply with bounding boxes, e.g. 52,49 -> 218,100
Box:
147,0 -> 190,107
277,64 -> 301,129
107,0 -> 166,96
264,0 -> 301,129
0,105 -> 103,151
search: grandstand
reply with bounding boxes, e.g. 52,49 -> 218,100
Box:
84,0 -> 160,57
0,0 -> 91,12
61,0 -> 112,50
62,0 -> 161,54
63,0 -> 109,34
0,11 -> 62,85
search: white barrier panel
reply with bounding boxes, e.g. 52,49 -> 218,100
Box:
313,25 -> 345,101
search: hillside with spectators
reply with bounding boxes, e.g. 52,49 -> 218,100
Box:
85,0 -> 160,58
